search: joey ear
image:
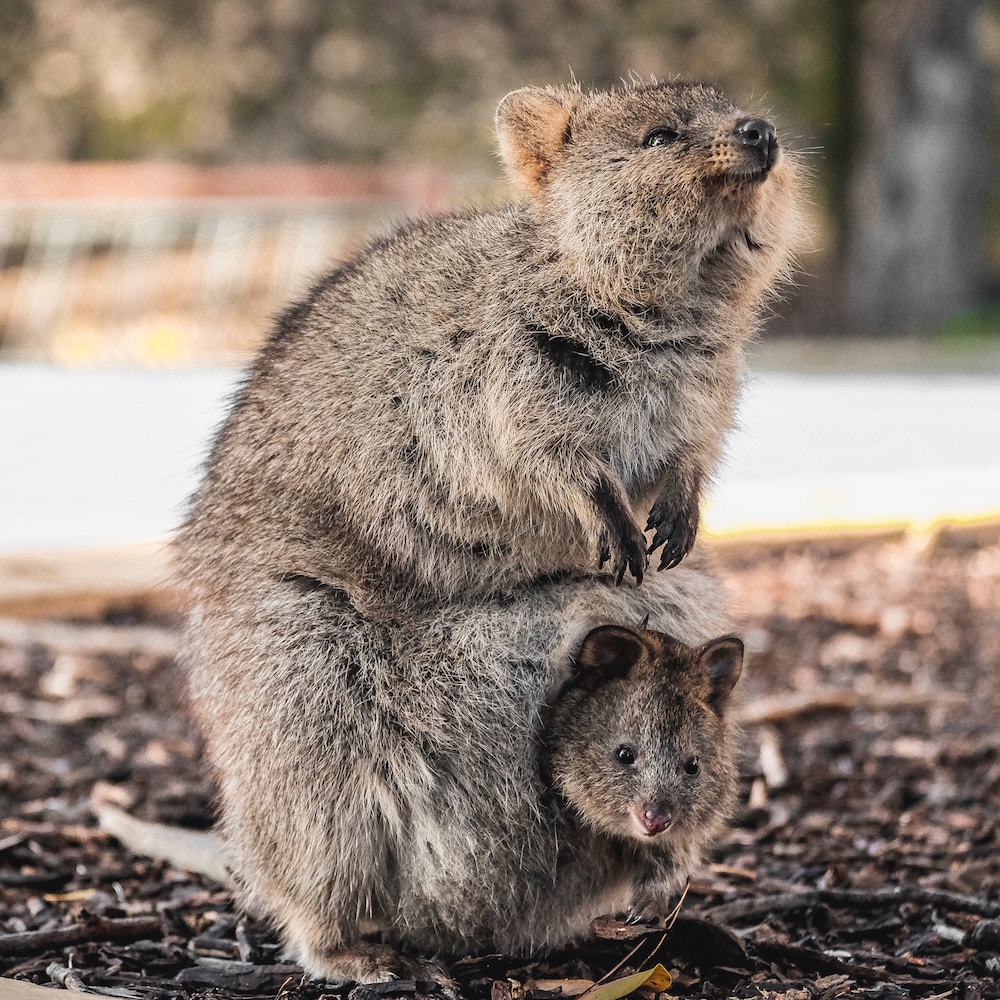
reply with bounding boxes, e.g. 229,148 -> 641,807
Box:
576,624 -> 647,683
496,87 -> 574,194
699,636 -> 744,713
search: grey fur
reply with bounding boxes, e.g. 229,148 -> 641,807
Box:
172,78 -> 802,982
177,80 -> 802,614
184,560 -> 736,981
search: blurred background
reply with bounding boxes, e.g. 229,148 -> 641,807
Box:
1,0 -> 999,568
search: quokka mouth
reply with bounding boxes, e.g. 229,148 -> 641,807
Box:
705,229 -> 766,263
729,150 -> 779,185
735,162 -> 775,185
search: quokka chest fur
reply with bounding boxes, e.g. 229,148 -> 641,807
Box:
178,80 -> 801,612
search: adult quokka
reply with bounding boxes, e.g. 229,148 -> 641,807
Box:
178,79 -> 802,615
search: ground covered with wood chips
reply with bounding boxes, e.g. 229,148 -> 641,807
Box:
1,528 -> 998,1000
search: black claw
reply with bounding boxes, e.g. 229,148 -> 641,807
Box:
659,547 -> 682,571
624,537 -> 647,586
647,522 -> 673,555
657,521 -> 697,570
599,545 -> 610,568
647,483 -> 700,570
626,902 -> 660,925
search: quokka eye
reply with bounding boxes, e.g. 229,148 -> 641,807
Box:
615,744 -> 637,766
684,755 -> 700,775
643,127 -> 680,147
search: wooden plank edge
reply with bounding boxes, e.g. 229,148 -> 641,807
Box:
703,513 -> 1000,552
0,977 -> 64,1000
0,542 -> 178,620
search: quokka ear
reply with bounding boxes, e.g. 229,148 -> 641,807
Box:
496,87 -> 574,194
576,624 -> 648,685
699,636 -> 744,714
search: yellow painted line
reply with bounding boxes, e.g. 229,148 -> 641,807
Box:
703,465 -> 1000,540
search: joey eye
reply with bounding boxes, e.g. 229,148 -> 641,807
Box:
615,744 -> 637,766
684,755 -> 700,775
643,127 -> 679,148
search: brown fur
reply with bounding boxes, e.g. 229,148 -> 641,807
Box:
167,78 -> 797,982
544,623 -> 743,922
175,560 -> 736,981
176,79 -> 802,615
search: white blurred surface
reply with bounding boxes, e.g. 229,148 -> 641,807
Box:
704,370 -> 1000,535
2,363 -> 240,554
1,362 -> 998,555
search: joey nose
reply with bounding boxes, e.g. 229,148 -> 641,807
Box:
641,804 -> 673,836
735,117 -> 778,170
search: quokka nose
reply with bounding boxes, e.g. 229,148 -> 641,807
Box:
735,117 -> 778,170
641,805 -> 673,836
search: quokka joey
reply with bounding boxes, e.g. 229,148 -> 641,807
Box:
543,621 -> 744,926
177,79 -> 802,614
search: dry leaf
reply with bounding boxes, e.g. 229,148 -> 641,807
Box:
528,979 -> 595,997
579,964 -> 672,1000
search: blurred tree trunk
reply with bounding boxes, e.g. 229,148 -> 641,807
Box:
843,0 -> 990,332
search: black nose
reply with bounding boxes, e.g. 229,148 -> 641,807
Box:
735,117 -> 778,170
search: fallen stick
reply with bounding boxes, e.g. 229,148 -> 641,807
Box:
0,915 -> 162,958
1,818 -> 114,842
0,692 -> 122,724
735,685 -> 967,726
174,963 -> 303,992
703,885 -> 1000,926
46,963 -> 88,992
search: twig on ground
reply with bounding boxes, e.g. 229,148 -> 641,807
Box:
0,617 -> 177,658
47,963 -> 88,991
0,916 -> 162,957
1,818 -> 113,842
703,886 -> 1000,926
0,692 -> 122,724
735,686 -> 967,726
174,962 -> 304,992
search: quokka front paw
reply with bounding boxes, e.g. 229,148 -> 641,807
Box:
598,519 -> 648,585
588,474 -> 648,585
626,883 -> 677,925
645,487 -> 699,571
625,897 -> 666,925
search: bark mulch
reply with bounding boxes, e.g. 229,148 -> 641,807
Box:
2,526 -> 998,1000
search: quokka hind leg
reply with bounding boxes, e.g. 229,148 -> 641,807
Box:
289,927 -> 449,985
